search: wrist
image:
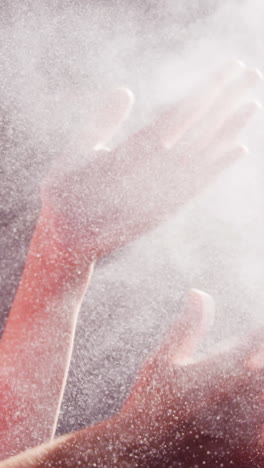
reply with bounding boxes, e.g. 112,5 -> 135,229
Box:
33,207 -> 95,280
39,201 -> 98,266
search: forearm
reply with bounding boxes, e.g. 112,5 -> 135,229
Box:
0,414 -> 221,468
0,415 -> 161,468
0,209 -> 94,459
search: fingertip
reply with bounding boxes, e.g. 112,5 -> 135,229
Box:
180,288 -> 215,337
237,144 -> 250,156
92,86 -> 135,148
251,67 -> 264,81
227,144 -> 250,161
217,59 -> 246,82
116,86 -> 135,116
209,144 -> 248,177
240,100 -> 263,117
170,289 -> 215,365
117,86 -> 135,105
250,99 -> 263,111
189,288 -> 215,330
93,143 -> 111,151
246,67 -> 264,83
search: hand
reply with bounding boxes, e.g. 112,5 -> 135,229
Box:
2,291 -> 264,467
41,61 -> 262,260
118,289 -> 264,467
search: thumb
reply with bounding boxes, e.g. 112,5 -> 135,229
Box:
160,289 -> 215,366
92,87 -> 134,150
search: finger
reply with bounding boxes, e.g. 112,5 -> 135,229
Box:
173,289 -> 215,364
197,67 -> 263,143
186,100 -> 262,157
154,60 -> 246,149
209,327 -> 264,374
158,289 -> 215,365
194,144 -> 249,193
174,67 -> 263,157
163,144 -> 248,213
204,100 -> 261,154
92,87 -> 134,150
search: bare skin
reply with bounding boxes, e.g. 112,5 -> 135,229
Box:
2,290 -> 264,467
0,61 -> 262,463
42,61 -> 262,259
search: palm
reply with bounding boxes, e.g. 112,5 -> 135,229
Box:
119,290 -> 264,467
42,61 -> 262,259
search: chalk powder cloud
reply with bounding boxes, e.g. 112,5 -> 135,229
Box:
1,0 -> 264,443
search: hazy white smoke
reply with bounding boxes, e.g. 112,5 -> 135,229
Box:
1,0 -> 264,437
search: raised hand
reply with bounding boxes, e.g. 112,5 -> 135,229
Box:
2,290 -> 264,467
118,290 -> 264,467
41,61 -> 262,261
